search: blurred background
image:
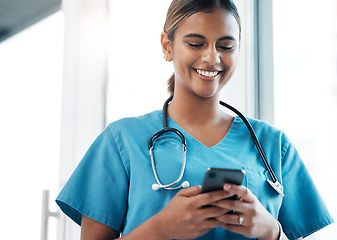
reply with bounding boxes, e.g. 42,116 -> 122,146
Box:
0,0 -> 336,239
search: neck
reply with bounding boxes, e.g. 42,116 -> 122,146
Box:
167,94 -> 223,127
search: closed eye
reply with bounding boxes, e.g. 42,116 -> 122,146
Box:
187,43 -> 204,49
217,45 -> 235,51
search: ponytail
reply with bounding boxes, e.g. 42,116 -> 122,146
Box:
167,73 -> 175,95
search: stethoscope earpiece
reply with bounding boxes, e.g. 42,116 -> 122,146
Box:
152,183 -> 160,191
181,180 -> 190,188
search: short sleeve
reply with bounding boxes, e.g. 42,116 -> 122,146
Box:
278,140 -> 334,239
56,125 -> 129,232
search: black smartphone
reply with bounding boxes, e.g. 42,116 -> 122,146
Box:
200,168 -> 245,195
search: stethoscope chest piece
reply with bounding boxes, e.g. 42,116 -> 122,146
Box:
267,179 -> 285,197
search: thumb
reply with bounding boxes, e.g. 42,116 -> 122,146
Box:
177,185 -> 201,197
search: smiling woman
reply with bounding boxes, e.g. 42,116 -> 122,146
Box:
55,0 -> 332,240
162,8 -> 240,100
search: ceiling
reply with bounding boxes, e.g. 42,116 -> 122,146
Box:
0,0 -> 61,42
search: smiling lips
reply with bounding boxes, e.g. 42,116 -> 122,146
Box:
195,69 -> 222,79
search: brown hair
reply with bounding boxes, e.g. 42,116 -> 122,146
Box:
163,0 -> 241,95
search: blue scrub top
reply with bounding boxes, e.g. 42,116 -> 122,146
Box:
56,110 -> 333,239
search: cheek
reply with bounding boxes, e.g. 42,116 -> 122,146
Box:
223,52 -> 239,75
221,52 -> 239,82
224,51 -> 239,67
173,50 -> 195,75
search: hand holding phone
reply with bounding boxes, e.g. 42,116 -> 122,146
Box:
200,168 -> 245,198
200,168 -> 245,209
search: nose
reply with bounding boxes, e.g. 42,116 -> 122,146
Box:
201,45 -> 221,65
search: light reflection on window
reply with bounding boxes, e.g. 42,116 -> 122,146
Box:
273,1 -> 337,238
0,12 -> 64,240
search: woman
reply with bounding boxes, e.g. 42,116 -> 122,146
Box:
56,0 -> 333,239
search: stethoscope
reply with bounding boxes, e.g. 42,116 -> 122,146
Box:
148,96 -> 284,197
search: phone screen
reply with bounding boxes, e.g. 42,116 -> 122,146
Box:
200,168 -> 245,194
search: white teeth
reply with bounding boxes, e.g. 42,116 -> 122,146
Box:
196,69 -> 219,77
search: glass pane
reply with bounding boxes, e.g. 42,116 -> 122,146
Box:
273,0 -> 337,238
106,0 -> 173,122
0,12 -> 64,239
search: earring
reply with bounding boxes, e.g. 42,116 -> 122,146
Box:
164,55 -> 171,61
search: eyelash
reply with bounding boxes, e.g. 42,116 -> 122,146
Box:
218,45 -> 234,51
187,43 -> 204,48
187,43 -> 234,51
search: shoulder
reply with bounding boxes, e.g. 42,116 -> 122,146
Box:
235,117 -> 291,157
107,110 -> 161,131
244,117 -> 280,133
247,117 -> 289,142
104,110 -> 163,142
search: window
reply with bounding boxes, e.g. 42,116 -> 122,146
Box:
273,1 -> 337,238
106,0 -> 173,122
0,12 -> 64,239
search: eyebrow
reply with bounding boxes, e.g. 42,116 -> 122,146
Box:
183,33 -> 237,41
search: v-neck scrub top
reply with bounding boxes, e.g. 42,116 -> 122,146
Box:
56,110 -> 333,239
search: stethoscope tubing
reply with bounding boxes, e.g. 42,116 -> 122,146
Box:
148,96 -> 284,196
149,141 -> 187,190
219,101 -> 278,183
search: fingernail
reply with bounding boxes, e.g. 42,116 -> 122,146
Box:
224,184 -> 231,191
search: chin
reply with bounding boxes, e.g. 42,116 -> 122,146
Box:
193,90 -> 219,99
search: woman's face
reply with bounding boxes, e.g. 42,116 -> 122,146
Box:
168,8 -> 240,99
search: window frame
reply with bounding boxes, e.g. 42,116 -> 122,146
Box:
253,0 -> 275,124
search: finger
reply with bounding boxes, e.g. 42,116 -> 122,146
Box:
200,218 -> 224,229
195,190 -> 234,208
187,219 -> 225,239
176,185 -> 201,197
211,199 -> 242,212
223,184 -> 255,203
198,205 -> 230,219
216,213 -> 245,226
221,223 -> 247,236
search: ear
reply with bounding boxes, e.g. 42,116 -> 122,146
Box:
161,32 -> 173,61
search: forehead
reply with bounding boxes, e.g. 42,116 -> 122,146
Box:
175,8 -> 240,41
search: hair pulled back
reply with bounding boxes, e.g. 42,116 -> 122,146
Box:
163,0 -> 241,95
